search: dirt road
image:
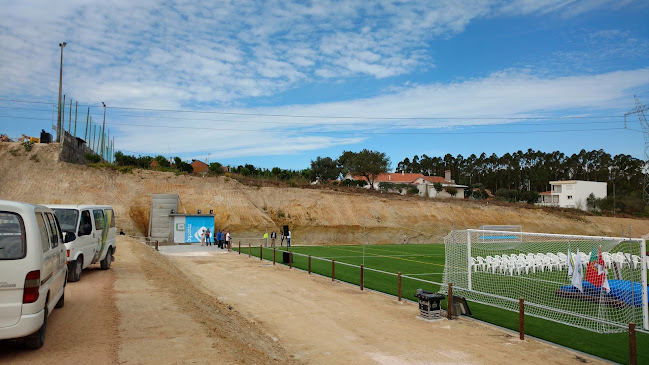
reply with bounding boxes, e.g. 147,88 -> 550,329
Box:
0,265 -> 119,364
1,237 -> 605,364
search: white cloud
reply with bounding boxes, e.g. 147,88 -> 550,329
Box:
3,0 -> 633,107
104,68 -> 649,158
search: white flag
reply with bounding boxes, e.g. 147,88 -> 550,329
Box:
571,249 -> 584,293
567,246 -> 574,276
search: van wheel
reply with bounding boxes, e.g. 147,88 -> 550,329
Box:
68,257 -> 82,282
100,248 -> 112,270
24,307 -> 47,349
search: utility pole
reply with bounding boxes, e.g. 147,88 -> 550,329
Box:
85,108 -> 89,142
61,95 -> 65,137
101,102 -> 106,161
68,99 -> 72,134
56,42 -> 66,143
624,96 -> 649,203
74,101 -> 78,138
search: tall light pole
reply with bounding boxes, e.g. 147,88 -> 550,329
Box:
101,102 -> 106,160
56,42 -> 67,143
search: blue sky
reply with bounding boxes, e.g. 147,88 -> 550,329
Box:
1,0 -> 648,171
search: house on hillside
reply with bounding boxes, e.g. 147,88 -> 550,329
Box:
536,180 -> 607,211
344,170 -> 466,199
191,160 -> 209,174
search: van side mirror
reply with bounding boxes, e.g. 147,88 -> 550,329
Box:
64,232 -> 76,243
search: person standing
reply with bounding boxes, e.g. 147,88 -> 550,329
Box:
216,230 -> 222,249
270,231 -> 277,247
280,232 -> 284,247
263,231 -> 268,247
225,230 -> 231,250
205,229 -> 211,246
287,230 -> 292,247
200,229 -> 206,246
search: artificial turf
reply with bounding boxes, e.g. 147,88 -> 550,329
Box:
241,243 -> 647,364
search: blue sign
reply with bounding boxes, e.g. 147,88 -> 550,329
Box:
185,216 -> 214,243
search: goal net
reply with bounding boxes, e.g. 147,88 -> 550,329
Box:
478,225 -> 522,243
441,229 -> 648,333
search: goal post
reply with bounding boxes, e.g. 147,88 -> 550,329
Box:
442,229 -> 648,333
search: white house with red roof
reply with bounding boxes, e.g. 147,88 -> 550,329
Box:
344,170 -> 466,199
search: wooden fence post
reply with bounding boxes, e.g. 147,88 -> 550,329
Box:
260,245 -> 263,261
629,323 -> 637,365
248,243 -> 251,258
289,252 -> 293,269
155,240 -> 159,251
447,283 -> 453,320
308,255 -> 311,274
238,241 -> 241,254
398,272 -> 402,302
360,265 -> 364,291
273,248 -> 276,265
332,260 -> 335,281
519,298 -> 525,340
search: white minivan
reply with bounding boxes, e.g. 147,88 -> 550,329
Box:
0,200 -> 67,349
47,205 -> 116,282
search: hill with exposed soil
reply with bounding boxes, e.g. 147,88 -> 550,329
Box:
1,142 -> 647,243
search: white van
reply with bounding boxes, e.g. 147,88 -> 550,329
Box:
0,200 -> 67,349
47,205 -> 116,282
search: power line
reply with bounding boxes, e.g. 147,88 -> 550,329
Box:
0,97 -> 626,121
0,112 -> 628,128
0,114 -> 628,135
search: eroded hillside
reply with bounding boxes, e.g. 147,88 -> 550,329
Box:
1,142 -> 647,244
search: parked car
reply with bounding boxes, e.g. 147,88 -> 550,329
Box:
47,205 -> 116,282
0,200 -> 67,349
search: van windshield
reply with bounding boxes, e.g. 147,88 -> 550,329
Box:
0,212 -> 26,260
52,209 -> 79,232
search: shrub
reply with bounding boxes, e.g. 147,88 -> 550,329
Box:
85,153 -> 101,163
444,186 -> 458,196
407,186 -> 420,195
22,141 -> 34,151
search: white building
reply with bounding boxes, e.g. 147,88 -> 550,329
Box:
537,180 -> 607,211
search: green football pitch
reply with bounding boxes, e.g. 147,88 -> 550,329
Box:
239,243 -> 648,364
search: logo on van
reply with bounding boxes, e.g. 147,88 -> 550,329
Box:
0,282 -> 17,288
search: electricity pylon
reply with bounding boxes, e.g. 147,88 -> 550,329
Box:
625,96 -> 649,203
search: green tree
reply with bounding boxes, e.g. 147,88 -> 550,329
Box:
339,149 -> 390,186
208,162 -> 224,175
310,156 -> 340,182
154,155 -> 170,168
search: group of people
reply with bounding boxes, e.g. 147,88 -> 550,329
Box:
266,230 -> 291,247
200,228 -> 230,249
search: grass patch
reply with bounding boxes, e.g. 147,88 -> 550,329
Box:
241,243 -> 647,364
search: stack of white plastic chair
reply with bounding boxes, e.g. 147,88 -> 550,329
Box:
601,251 -> 612,267
534,253 -> 547,273
474,256 -> 486,271
613,252 -> 628,268
631,255 -> 641,270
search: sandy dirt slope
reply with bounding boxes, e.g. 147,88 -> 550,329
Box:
1,142 -> 647,245
165,242 -> 605,365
